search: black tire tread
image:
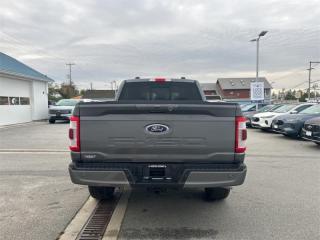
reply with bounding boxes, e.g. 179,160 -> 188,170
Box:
88,186 -> 115,200
205,187 -> 230,201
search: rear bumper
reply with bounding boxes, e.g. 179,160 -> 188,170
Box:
183,169 -> 246,188
69,168 -> 129,187
68,163 -> 247,188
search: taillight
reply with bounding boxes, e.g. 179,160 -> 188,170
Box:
235,116 -> 247,153
69,116 -> 80,152
151,78 -> 169,83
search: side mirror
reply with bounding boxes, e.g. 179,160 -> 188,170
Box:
290,110 -> 298,114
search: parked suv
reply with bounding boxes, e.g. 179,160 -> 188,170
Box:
48,99 -> 80,124
243,104 -> 282,127
271,104 -> 318,138
251,103 -> 314,130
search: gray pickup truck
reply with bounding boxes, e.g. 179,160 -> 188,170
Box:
68,78 -> 247,201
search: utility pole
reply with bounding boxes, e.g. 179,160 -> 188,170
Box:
307,61 -> 320,100
90,82 -> 93,90
66,63 -> 75,86
312,83 -> 319,101
110,81 -> 117,91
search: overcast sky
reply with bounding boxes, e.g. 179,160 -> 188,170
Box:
0,0 -> 319,90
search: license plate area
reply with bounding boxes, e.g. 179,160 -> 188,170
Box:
149,165 -> 166,177
144,164 -> 172,181
306,131 -> 312,136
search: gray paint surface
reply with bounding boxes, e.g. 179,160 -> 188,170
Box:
77,80 -> 240,164
80,114 -> 236,163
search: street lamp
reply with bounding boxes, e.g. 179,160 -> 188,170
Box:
250,31 -> 268,82
250,31 -> 268,109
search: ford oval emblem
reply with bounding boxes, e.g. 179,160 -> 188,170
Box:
145,124 -> 170,135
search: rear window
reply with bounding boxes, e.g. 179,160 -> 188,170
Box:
119,82 -> 203,101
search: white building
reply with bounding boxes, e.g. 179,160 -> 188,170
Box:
0,52 -> 53,126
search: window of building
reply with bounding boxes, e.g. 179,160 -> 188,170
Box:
0,96 -> 9,105
20,97 -> 30,105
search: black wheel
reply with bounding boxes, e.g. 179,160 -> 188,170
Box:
88,186 -> 115,200
204,187 -> 230,201
49,119 -> 55,124
316,142 -> 320,146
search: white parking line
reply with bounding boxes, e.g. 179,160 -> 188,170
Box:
103,188 -> 131,240
0,121 -> 46,130
247,153 -> 316,158
58,197 -> 98,240
0,149 -> 69,153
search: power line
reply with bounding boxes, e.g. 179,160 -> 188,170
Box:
290,80 -> 308,89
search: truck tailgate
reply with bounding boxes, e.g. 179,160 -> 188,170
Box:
79,103 -> 238,163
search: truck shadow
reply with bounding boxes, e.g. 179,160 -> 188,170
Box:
118,188 -> 232,239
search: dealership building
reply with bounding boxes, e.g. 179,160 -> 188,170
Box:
0,52 -> 53,126
201,77 -> 272,103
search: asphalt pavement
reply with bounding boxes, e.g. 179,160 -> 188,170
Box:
0,122 -> 88,240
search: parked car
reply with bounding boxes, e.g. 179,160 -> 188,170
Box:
251,103 -> 315,130
68,78 -> 247,201
240,103 -> 268,113
301,116 -> 320,145
48,99 -> 81,124
271,104 -> 319,138
243,104 -> 283,127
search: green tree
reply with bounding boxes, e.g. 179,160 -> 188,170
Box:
58,83 -> 79,99
80,89 -> 87,96
299,92 -> 308,102
284,90 -> 296,100
48,83 -> 62,102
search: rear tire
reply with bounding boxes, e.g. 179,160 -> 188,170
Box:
316,142 -> 320,145
49,119 -> 55,124
88,186 -> 115,200
205,187 -> 230,201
